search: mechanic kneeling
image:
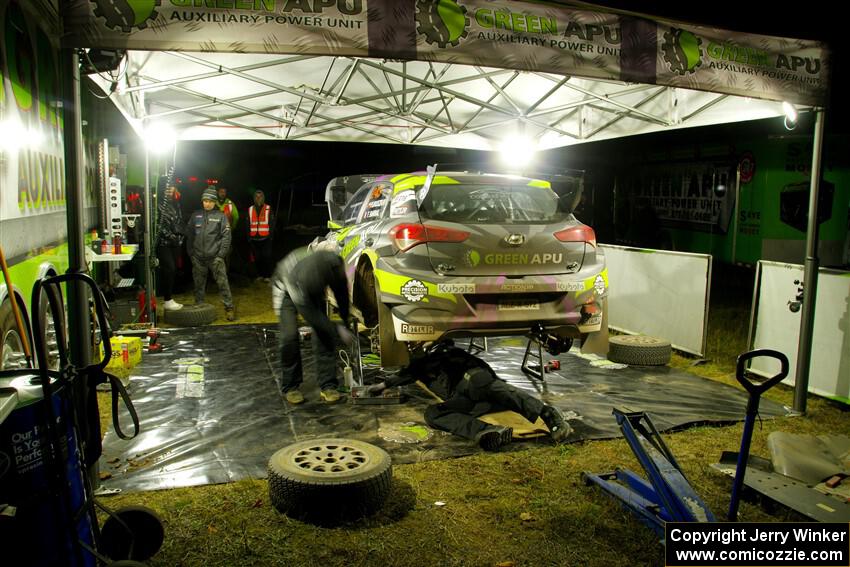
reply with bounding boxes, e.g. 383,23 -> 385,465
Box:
369,341 -> 571,450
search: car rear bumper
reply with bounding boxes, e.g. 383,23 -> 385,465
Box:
374,261 -> 607,341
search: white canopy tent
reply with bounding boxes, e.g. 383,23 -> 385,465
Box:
63,0 -> 829,148
60,0 -> 831,412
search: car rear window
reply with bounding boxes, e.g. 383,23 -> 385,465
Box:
419,183 -> 570,224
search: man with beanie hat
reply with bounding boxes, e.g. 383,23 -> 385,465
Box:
186,187 -> 236,320
246,188 -> 274,282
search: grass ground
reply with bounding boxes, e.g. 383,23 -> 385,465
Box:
97,265 -> 849,567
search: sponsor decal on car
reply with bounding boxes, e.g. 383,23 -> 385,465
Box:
401,279 -> 428,302
498,301 -> 540,311
341,234 -> 361,259
594,274 -> 606,295
465,249 -> 481,267
557,281 -> 585,292
500,282 -> 535,292
483,253 -> 563,265
438,283 -> 475,294
400,323 -> 435,334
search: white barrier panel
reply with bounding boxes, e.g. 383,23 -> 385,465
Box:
750,261 -> 850,404
600,244 -> 711,356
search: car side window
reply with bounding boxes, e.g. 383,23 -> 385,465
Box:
341,184 -> 373,226
357,183 -> 391,223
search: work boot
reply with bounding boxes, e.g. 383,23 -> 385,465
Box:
474,426 -> 513,451
285,389 -> 305,405
540,405 -> 571,443
320,388 -> 342,404
163,299 -> 183,311
225,307 -> 236,321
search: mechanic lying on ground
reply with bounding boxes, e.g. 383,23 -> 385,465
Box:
367,341 -> 571,450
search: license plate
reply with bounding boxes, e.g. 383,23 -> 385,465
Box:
498,301 -> 540,311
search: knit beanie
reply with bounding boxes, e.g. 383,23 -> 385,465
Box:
202,187 -> 217,201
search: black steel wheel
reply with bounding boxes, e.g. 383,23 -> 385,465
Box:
268,438 -> 392,525
99,505 -> 165,561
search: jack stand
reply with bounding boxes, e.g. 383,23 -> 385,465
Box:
521,335 -> 545,381
582,408 -> 715,540
466,336 -> 488,354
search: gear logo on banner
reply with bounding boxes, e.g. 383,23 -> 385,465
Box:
662,27 -> 703,75
91,0 -> 160,33
415,0 -> 470,48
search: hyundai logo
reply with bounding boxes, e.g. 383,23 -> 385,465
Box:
504,234 -> 525,246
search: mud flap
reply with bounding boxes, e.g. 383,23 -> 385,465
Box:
581,297 -> 609,355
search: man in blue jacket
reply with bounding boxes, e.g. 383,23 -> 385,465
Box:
186,187 -> 235,321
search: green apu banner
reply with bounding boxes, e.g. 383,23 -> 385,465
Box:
62,0 -> 829,107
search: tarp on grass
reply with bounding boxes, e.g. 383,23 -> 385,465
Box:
98,324 -> 787,492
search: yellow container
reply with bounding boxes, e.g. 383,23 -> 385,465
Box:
100,335 -> 143,371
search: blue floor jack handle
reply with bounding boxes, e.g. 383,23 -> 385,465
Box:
583,408 -> 716,540
727,349 -> 789,521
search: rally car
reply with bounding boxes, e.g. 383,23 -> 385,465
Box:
318,169 -> 607,367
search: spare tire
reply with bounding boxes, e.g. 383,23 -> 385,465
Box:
268,438 -> 392,525
163,303 -> 217,327
608,335 -> 672,366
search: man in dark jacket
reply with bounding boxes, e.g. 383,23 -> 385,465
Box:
271,247 -> 354,404
155,178 -> 184,311
368,341 -> 571,450
186,187 -> 235,321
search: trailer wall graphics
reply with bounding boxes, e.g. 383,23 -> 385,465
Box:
611,134 -> 850,267
1,0 -> 99,263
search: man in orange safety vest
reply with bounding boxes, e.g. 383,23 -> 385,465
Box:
247,188 -> 275,282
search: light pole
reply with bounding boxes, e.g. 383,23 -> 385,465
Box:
142,123 -> 176,327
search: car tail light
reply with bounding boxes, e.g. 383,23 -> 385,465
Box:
390,223 -> 470,252
554,225 -> 596,247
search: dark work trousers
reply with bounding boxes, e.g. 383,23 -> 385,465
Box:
156,244 -> 181,301
424,367 -> 545,440
277,286 -> 340,394
191,256 -> 233,309
249,238 -> 274,278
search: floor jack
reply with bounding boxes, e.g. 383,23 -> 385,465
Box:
582,349 -> 790,540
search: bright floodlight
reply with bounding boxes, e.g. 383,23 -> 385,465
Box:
499,134 -> 536,169
782,101 -> 798,130
143,123 -> 176,153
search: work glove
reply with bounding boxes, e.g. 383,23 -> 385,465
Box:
367,382 -> 387,395
337,323 -> 354,346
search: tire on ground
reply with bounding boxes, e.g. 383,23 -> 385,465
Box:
163,303 -> 217,326
268,438 -> 392,525
607,335 -> 672,366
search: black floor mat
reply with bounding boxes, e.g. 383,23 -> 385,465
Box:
99,325 -> 787,492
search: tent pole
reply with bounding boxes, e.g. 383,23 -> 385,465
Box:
144,148 -> 155,326
792,108 -> 826,415
61,48 -> 92,368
